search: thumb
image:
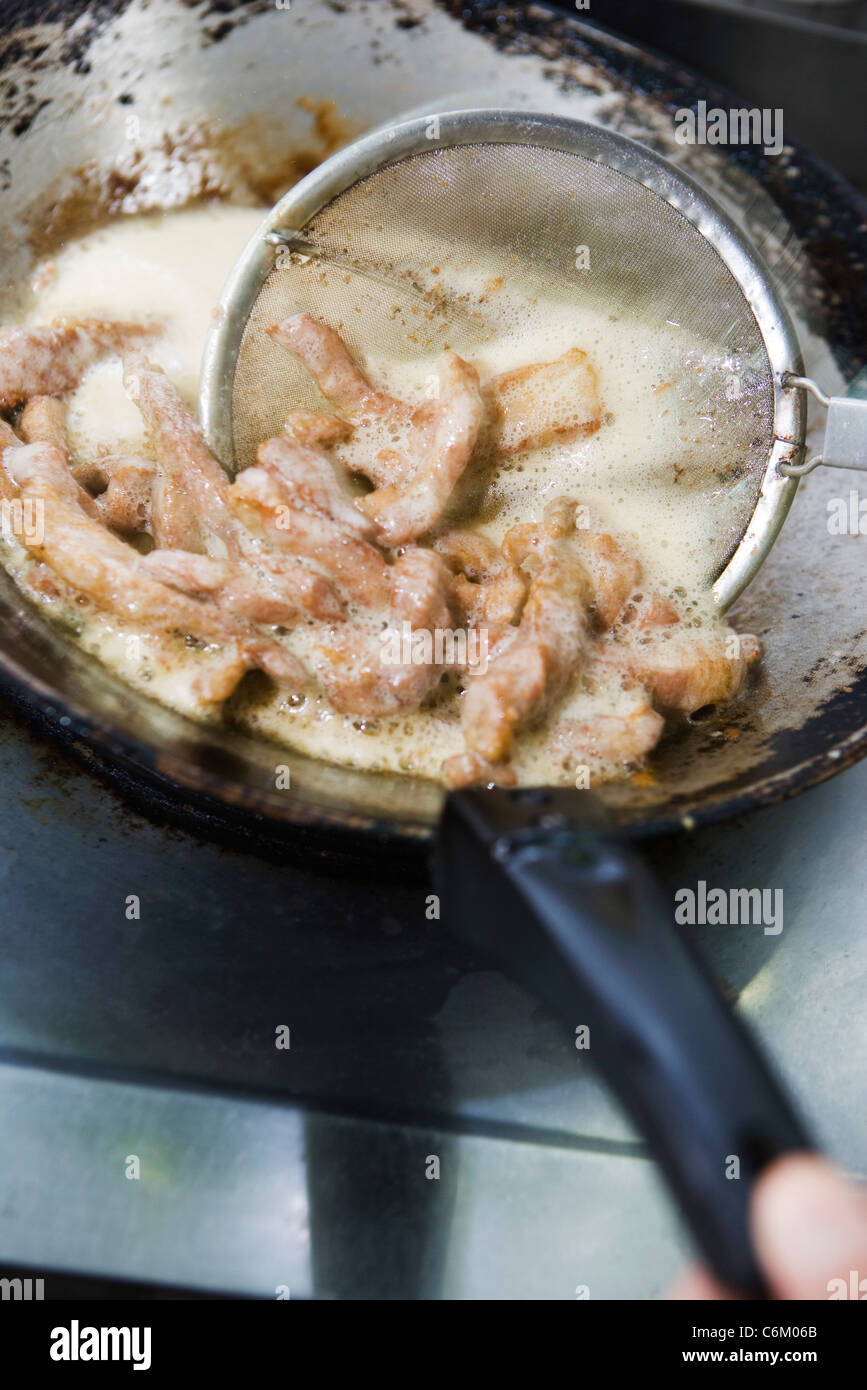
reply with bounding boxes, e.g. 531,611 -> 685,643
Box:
751,1153 -> 867,1300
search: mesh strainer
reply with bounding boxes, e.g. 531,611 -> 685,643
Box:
200,109 -> 867,608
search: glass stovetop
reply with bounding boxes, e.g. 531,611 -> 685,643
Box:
0,688 -> 864,1299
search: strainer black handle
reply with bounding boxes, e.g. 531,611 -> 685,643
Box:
435,787 -> 813,1298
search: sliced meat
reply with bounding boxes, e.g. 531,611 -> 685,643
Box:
577,529 -> 642,629
483,346 -> 602,456
229,464 -> 390,609
269,314 -> 402,419
549,694 -> 664,768
123,354 -> 239,554
609,624 -> 760,712
1,440 -> 306,695
459,500 -> 593,764
94,456 -> 157,534
257,433 -> 369,536
434,528 -> 527,636
142,546 -> 341,625
312,547 -> 455,718
283,408 -> 351,449
0,320 -> 157,409
355,351 -> 483,544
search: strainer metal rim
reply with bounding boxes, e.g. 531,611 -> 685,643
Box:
199,108 -> 805,609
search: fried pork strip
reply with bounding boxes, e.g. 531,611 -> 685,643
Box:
549,694 -> 665,769
355,351 -> 483,544
483,347 -> 602,456
0,440 -> 306,695
311,547 -> 455,718
258,432 -> 371,537
448,499 -> 593,772
0,320 -> 158,410
230,458 -> 390,610
606,624 -> 760,713
434,528 -> 527,637
123,353 -> 239,553
268,316 -> 402,419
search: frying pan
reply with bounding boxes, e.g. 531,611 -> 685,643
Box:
0,0 -> 864,1296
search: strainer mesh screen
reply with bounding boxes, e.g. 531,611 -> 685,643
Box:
233,143 -> 774,566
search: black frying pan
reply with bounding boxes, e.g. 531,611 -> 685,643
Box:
0,0 -> 864,1300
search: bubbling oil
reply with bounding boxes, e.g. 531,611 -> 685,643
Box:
2,204 -> 763,785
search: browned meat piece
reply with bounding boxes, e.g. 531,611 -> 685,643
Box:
229,464 -> 390,609
459,500 -> 593,764
442,751 -> 518,789
283,408 -> 351,449
19,394 -> 109,491
355,351 -> 483,544
606,624 -> 760,712
0,418 -> 20,502
123,354 -> 240,554
434,528 -> 527,636
19,395 -> 68,450
268,315 -> 403,419
549,695 -> 664,768
142,547 -> 341,625
621,592 -> 681,630
483,347 -> 602,456
577,529 -> 642,628
0,320 -> 157,409
1,440 -> 306,695
94,457 -> 157,534
312,548 -> 455,718
257,433 -> 369,536
0,418 -> 19,449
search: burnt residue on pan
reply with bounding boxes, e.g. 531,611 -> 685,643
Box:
22,98 -> 358,260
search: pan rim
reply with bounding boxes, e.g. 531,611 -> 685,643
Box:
1,635 -> 864,848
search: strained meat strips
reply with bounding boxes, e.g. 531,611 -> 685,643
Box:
124,354 -> 241,554
609,623 -> 760,712
142,547 -> 341,625
312,548 -> 455,718
484,347 -> 602,456
0,293 -> 764,787
257,433 -> 370,536
230,463 -> 390,609
1,440 -> 306,695
355,351 -> 483,544
454,499 -> 593,768
269,315 -> 402,419
434,529 -> 527,636
0,320 -> 158,410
